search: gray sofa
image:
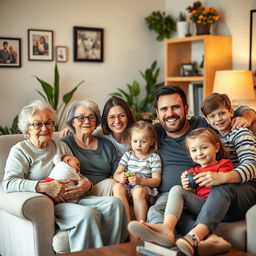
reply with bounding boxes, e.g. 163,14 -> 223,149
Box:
0,134 -> 256,256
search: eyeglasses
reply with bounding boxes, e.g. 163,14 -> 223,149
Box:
73,115 -> 97,122
29,121 -> 55,130
107,113 -> 127,121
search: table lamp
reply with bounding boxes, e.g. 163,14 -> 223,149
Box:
213,70 -> 255,106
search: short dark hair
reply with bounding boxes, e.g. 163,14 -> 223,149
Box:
185,127 -> 228,160
154,85 -> 187,109
3,41 -> 8,46
201,93 -> 232,117
101,96 -> 135,135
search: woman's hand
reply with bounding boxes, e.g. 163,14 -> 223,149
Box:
181,170 -> 189,189
64,176 -> 92,201
36,180 -> 69,203
194,172 -> 225,187
128,174 -> 141,186
59,127 -> 72,138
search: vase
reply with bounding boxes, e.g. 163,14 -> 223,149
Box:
177,21 -> 189,38
196,23 -> 211,35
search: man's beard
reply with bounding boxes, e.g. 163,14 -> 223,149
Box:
160,114 -> 187,134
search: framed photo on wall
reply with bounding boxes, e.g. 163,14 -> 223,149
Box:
0,37 -> 21,67
28,29 -> 53,61
56,46 -> 68,62
73,26 -> 104,62
249,9 -> 256,85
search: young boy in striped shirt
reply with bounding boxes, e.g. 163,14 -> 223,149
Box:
201,93 -> 256,183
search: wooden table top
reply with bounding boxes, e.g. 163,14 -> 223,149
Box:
59,242 -> 253,256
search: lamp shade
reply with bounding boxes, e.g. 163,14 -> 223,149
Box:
213,70 -> 255,101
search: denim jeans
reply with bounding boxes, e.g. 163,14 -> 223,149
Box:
195,182 -> 256,232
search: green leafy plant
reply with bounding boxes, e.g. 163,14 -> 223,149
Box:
178,11 -> 187,21
0,115 -> 21,135
110,61 -> 164,119
35,63 -> 84,130
145,11 -> 176,41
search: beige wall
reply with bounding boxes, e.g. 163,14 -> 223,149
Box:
1,0 -> 256,127
0,0 -> 165,127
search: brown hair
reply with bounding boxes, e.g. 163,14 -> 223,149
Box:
201,93 -> 232,117
128,120 -> 158,153
101,96 -> 135,135
185,128 -> 228,160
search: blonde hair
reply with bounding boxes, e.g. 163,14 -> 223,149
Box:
185,128 -> 228,160
128,121 -> 158,153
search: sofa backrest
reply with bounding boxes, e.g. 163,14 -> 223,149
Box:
0,132 -> 60,181
0,134 -> 24,181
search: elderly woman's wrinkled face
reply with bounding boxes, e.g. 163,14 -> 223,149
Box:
72,105 -> 97,136
27,109 -> 55,148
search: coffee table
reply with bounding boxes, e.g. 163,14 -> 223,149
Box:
59,242 -> 253,256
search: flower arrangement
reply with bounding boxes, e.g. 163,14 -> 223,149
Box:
187,1 -> 220,24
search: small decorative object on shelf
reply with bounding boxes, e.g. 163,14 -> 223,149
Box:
186,1 -> 220,35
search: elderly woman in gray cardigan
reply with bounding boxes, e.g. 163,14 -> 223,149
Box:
3,100 -> 128,252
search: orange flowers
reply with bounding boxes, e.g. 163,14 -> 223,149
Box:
187,1 -> 220,24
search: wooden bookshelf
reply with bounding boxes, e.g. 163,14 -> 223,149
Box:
165,35 -> 232,98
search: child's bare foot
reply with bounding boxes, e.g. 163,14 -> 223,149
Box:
140,220 -> 175,241
128,220 -> 175,247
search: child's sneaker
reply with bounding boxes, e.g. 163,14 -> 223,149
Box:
176,234 -> 198,256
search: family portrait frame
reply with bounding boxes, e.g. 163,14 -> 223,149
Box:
73,26 -> 104,62
180,63 -> 194,76
249,9 -> 256,85
56,46 -> 68,62
28,29 -> 53,61
0,37 -> 21,68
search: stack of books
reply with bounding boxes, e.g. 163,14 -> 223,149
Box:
136,241 -> 182,256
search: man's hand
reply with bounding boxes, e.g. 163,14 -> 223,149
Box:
231,117 -> 251,130
194,172 -> 225,187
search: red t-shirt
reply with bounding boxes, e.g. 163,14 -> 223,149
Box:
187,159 -> 233,198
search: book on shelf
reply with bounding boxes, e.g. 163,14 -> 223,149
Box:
136,241 -> 182,256
187,82 -> 203,117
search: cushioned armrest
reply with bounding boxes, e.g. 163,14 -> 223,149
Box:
0,186 -> 54,219
246,204 -> 256,253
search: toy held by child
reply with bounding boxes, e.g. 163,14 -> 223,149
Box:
113,121 -> 162,225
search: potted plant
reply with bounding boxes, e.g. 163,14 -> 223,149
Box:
35,63 -> 85,130
177,11 -> 188,38
110,61 -> 164,119
145,11 -> 176,41
186,1 -> 220,35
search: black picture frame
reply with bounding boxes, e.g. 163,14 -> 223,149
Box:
0,37 -> 21,68
180,63 -> 194,76
73,26 -> 104,62
28,29 -> 53,61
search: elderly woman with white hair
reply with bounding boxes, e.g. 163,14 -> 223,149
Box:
3,100 -> 128,252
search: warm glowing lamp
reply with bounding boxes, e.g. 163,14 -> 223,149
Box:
213,70 -> 255,105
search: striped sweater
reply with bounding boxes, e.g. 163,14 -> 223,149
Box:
220,128 -> 256,182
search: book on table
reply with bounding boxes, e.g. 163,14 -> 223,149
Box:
136,241 -> 182,256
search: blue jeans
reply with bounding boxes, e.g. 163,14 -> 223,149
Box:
196,182 -> 256,232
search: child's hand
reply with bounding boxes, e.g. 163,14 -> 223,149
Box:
128,174 -> 141,186
119,172 -> 128,184
181,170 -> 189,190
